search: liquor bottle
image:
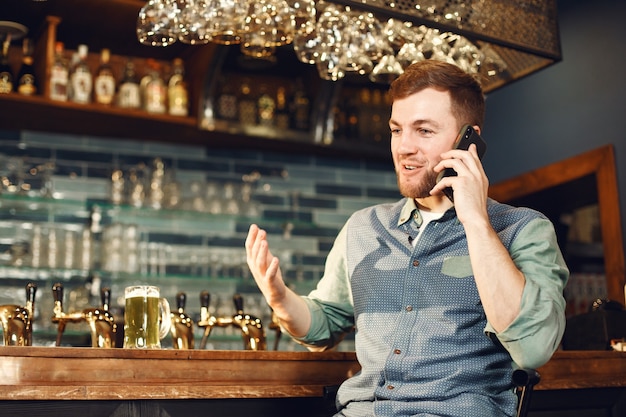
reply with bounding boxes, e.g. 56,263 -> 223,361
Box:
167,58 -> 188,116
274,85 -> 290,130
93,48 -> 116,105
216,77 -> 237,121
357,88 -> 372,139
117,59 -> 141,109
49,41 -> 69,101
142,59 -> 166,114
0,35 -> 13,94
291,78 -> 310,131
257,84 -> 275,127
16,38 -> 37,95
70,44 -> 93,104
345,94 -> 359,140
237,79 -> 257,126
370,88 -> 388,144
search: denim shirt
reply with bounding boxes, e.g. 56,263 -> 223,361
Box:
296,198 -> 569,417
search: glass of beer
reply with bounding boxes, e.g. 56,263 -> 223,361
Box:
123,285 -> 171,349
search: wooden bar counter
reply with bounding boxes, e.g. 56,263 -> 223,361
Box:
0,347 -> 360,401
0,347 -> 624,416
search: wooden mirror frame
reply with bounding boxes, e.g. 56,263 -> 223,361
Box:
489,144 -> 625,302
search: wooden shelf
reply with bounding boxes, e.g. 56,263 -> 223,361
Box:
1,0 -> 392,161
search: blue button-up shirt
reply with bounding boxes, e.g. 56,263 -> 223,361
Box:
295,198 -> 569,417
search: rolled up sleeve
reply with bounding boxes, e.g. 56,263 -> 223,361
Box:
485,217 -> 569,369
293,225 -> 355,350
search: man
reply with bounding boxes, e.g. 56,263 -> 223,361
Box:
245,60 -> 569,417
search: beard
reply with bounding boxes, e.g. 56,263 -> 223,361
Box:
396,167 -> 439,199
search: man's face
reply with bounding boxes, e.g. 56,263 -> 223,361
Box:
389,88 -> 460,199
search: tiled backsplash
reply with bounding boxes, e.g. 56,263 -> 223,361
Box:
0,129 -> 399,349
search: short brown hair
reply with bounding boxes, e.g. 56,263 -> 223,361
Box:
388,60 -> 485,128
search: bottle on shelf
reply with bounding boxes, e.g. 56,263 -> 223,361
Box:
0,34 -> 13,94
237,79 -> 256,126
257,84 -> 275,127
49,41 -> 69,101
16,38 -> 37,96
167,58 -> 189,116
291,78 -> 310,131
93,48 -> 116,105
274,85 -> 290,130
357,87 -> 372,139
66,51 -> 78,101
70,44 -> 93,104
216,76 -> 238,121
117,59 -> 141,109
141,59 -> 166,114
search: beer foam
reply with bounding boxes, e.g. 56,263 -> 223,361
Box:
125,285 -> 160,298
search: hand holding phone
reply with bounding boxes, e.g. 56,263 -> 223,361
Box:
436,125 -> 487,202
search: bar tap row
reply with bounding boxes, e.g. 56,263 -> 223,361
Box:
0,283 -> 281,350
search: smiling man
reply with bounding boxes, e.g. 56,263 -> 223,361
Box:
245,60 -> 569,417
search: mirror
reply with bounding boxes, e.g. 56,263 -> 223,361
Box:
488,145 -> 625,315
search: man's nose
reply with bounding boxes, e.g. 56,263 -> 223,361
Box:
396,134 -> 419,154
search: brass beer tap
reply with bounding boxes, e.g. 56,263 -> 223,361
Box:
51,282 -> 117,348
170,292 -> 194,349
0,282 -> 37,346
197,292 -> 267,350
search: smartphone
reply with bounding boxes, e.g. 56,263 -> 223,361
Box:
436,125 -> 487,202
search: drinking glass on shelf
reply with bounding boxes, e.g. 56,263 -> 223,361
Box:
240,36 -> 276,59
136,0 -> 180,47
204,0 -> 249,45
287,0 -> 316,40
221,182 -> 240,215
204,180 -> 223,215
370,53 -> 404,84
242,0 -> 294,48
177,0 -> 211,45
293,29 -> 321,64
314,4 -> 348,80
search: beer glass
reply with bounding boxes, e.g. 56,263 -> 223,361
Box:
123,285 -> 171,349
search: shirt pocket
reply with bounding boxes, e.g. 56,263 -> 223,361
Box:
441,255 -> 473,278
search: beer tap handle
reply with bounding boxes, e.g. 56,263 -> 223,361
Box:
25,282 -> 37,305
52,283 -> 64,311
101,287 -> 112,311
233,293 -> 244,314
176,292 -> 187,311
200,291 -> 210,309
25,282 -> 37,315
51,283 -> 66,346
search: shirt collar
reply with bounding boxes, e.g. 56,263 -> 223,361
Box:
398,198 -> 423,227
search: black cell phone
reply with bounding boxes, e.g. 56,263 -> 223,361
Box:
436,125 -> 487,202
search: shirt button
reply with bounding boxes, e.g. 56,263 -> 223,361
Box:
412,259 -> 419,267
387,385 -> 395,390
393,348 -> 401,354
406,305 -> 413,312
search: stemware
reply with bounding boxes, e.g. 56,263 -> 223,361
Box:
242,0 -> 295,49
136,0 -> 180,47
449,35 -> 482,74
177,0 -> 211,45
205,0 -> 250,45
314,3 -> 348,80
369,53 -> 404,84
